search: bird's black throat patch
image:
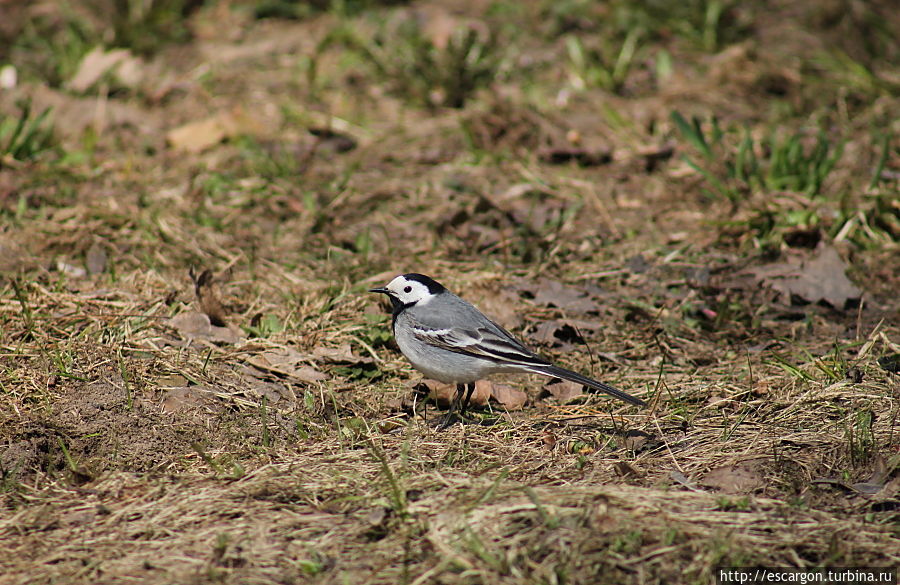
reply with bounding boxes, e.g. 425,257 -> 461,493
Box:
388,295 -> 413,332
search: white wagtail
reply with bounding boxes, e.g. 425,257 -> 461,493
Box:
369,273 -> 644,424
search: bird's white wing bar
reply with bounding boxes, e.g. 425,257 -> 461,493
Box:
411,326 -> 481,349
412,324 -> 548,366
412,327 -> 452,338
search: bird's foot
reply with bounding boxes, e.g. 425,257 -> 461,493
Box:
434,411 -> 499,430
435,411 -> 467,430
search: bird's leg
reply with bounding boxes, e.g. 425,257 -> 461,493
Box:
438,384 -> 466,430
453,383 -> 465,414
460,382 -> 476,416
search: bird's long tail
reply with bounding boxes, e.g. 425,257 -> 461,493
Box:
528,364 -> 645,407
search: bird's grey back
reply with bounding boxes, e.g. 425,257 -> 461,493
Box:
405,292 -> 520,343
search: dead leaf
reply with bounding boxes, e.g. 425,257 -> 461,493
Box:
482,183 -> 573,235
246,348 -> 328,383
465,99 -> 545,151
749,244 -> 861,308
847,455 -> 900,497
189,268 -> 228,327
669,470 -> 703,492
490,383 -> 527,410
531,319 -> 586,348
541,430 -> 557,449
0,237 -> 36,273
420,379 -> 490,408
362,505 -> 393,540
419,380 -> 454,406
57,260 -> 87,278
0,64 -> 17,90
521,201 -> 568,235
160,386 -> 220,415
166,107 -> 261,153
67,46 -> 144,93
528,278 -> 599,314
467,284 -> 524,330
154,373 -> 188,387
365,506 -> 389,527
166,116 -> 227,152
811,477 -> 855,492
613,461 -> 642,477
468,379 -> 493,407
291,365 -> 330,383
312,344 -> 373,364
245,377 -> 286,403
811,474 -> 899,498
540,379 -> 583,403
167,311 -> 242,344
86,241 -> 107,275
700,462 -> 765,494
377,418 -> 406,433
869,476 -> 900,501
850,481 -> 886,495
253,346 -> 304,367
623,430 -> 651,452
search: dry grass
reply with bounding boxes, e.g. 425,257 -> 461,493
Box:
1,0 -> 899,583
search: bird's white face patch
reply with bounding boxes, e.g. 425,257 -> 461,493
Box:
385,275 -> 436,306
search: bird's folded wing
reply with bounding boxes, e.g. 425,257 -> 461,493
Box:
411,325 -> 549,366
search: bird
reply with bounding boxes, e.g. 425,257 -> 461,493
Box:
369,273 -> 644,426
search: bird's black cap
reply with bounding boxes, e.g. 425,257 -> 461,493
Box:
402,273 -> 446,295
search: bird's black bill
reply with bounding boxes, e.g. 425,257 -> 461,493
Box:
369,287 -> 389,294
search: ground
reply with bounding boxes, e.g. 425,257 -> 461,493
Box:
0,1 -> 898,584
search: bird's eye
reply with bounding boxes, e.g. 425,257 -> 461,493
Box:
403,286 -> 412,293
